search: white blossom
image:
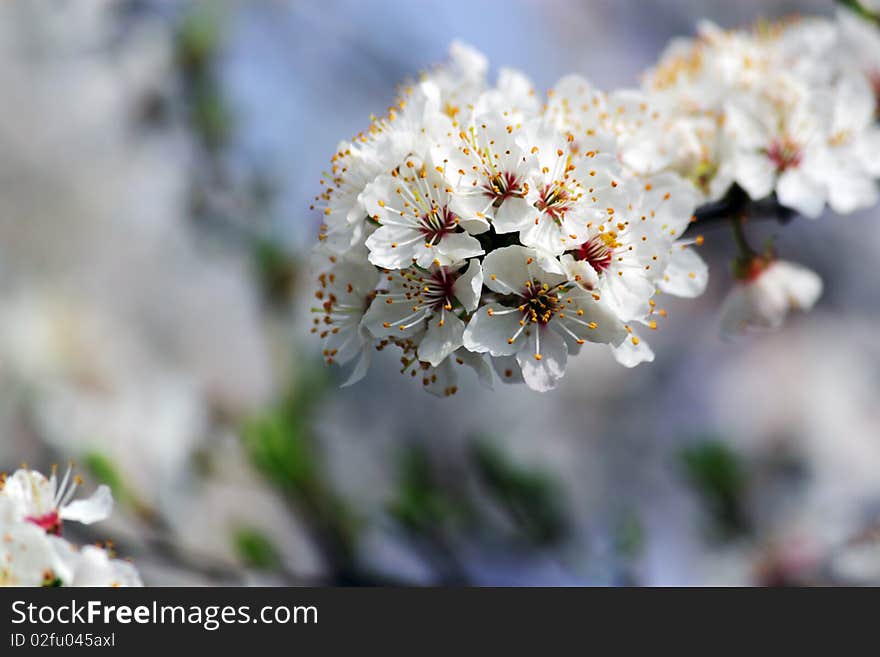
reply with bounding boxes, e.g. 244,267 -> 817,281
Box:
463,245 -> 626,391
720,259 -> 823,337
0,466 -> 112,533
363,260 -> 482,367
361,154 -> 486,269
0,466 -> 141,587
642,14 -> 880,216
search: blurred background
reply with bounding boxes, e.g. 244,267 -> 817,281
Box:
2,0 -> 879,586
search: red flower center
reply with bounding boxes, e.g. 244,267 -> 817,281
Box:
573,237 -> 613,273
767,137 -> 802,172
419,206 -> 459,243
482,171 -> 523,203
27,511 -> 62,536
535,184 -> 572,225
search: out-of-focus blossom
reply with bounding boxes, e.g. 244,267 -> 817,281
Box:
0,466 -> 112,532
0,0 -> 274,506
50,542 -> 143,588
1,466 -> 141,587
719,259 -> 822,337
642,13 -> 880,216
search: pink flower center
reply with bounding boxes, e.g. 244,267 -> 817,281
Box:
767,137 -> 802,172
573,237 -> 613,273
418,206 -> 459,243
482,171 -> 523,203
535,184 -> 572,225
27,511 -> 62,536
428,268 -> 457,305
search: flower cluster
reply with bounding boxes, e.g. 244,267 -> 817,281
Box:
310,11 -> 880,393
642,11 -> 880,216
311,43 -> 707,394
638,10 -> 880,334
0,466 -> 142,587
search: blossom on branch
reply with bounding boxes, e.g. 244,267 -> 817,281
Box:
0,467 -> 142,587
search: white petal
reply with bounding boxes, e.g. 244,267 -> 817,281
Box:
774,261 -> 823,310
724,98 -> 770,150
449,192 -> 494,224
610,330 -> 655,368
556,289 -> 627,346
453,349 -> 494,388
67,545 -> 143,587
449,40 -> 489,79
856,127 -> 880,176
341,347 -> 372,387
733,151 -> 776,200
777,168 -> 826,218
658,246 -> 709,298
463,304 -> 521,356
491,355 -> 524,384
516,327 -> 567,392
366,225 -> 421,269
362,296 -> 427,338
824,158 -> 878,215
492,196 -> 534,233
719,260 -> 822,338
559,254 -> 600,290
0,523 -> 62,586
60,485 -> 113,525
418,314 -> 466,367
481,245 -> 533,295
518,215 -> 570,255
719,284 -> 782,337
437,232 -> 484,263
452,259 -> 483,312
833,74 -> 875,135
458,214 -> 492,235
532,248 -> 567,276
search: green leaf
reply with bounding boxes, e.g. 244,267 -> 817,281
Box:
472,440 -> 568,546
680,440 -> 750,540
614,510 -> 644,558
233,527 -> 282,571
242,408 -> 315,495
388,446 -> 463,534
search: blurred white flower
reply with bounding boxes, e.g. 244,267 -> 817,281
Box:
1,466 -> 141,587
0,521 -> 63,587
0,466 -> 112,533
50,542 -> 143,588
719,259 -> 822,337
643,14 -> 880,216
0,0 -> 274,504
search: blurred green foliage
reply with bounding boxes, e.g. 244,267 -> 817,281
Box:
175,3 -> 232,153
233,527 -> 283,571
241,365 -> 360,579
83,451 -> 131,507
613,509 -> 645,559
252,239 -> 299,307
472,440 -> 567,546
680,441 -> 750,541
838,0 -> 880,24
389,446 -> 469,535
